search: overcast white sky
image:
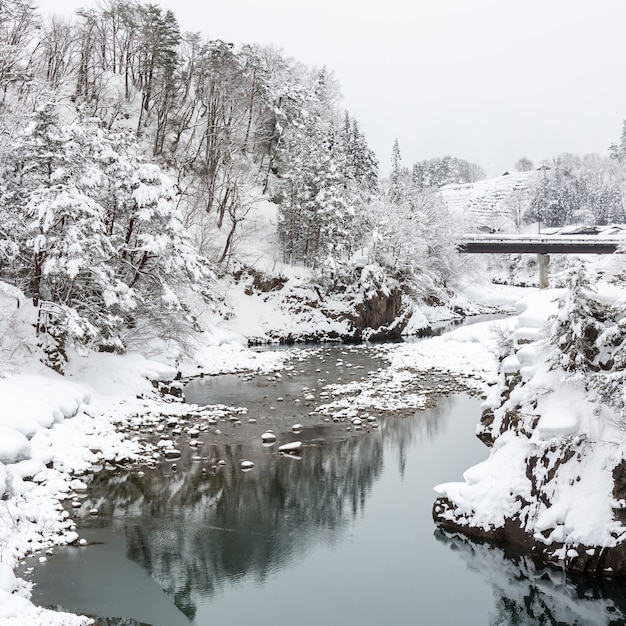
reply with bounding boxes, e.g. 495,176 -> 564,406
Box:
38,0 -> 626,176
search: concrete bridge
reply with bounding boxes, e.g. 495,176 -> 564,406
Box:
458,234 -> 625,288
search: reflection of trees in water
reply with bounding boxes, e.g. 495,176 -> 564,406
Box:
381,396 -> 452,478
436,530 -> 626,626
82,433 -> 384,620
79,352 -> 464,621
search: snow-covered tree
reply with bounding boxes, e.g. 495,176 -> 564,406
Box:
550,263 -> 614,373
389,139 -> 407,203
340,112 -> 378,194
545,263 -> 626,420
411,155 -> 485,188
0,103 -> 212,360
368,173 -> 463,295
515,156 -> 534,172
609,120 -> 626,164
529,165 -> 574,227
0,0 -> 39,100
527,153 -> 623,227
276,68 -> 354,268
277,119 -> 351,267
115,163 -> 211,344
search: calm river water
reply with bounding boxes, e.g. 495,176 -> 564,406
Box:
23,342 -> 626,626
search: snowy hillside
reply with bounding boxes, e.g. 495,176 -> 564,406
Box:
3,0 -> 626,622
440,170 -> 540,232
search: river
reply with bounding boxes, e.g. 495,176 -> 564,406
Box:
21,340 -> 626,626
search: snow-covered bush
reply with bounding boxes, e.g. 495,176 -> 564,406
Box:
543,263 -> 626,419
0,282 -> 38,374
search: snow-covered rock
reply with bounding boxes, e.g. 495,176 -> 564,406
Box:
0,427 -> 31,464
0,563 -> 17,594
434,279 -> 626,576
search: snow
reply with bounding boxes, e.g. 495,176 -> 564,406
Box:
501,354 -> 521,373
434,431 -> 530,530
1,244 -> 625,623
440,170 -> 539,231
432,272 -> 626,567
278,441 -> 303,453
0,564 -> 17,594
213,265 -> 354,344
534,390 -> 583,440
387,314 -> 507,386
0,268 -> 342,624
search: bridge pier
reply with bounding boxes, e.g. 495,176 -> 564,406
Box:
538,253 -> 550,289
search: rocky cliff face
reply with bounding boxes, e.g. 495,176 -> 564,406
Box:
347,285 -> 410,341
227,264 -> 498,344
231,266 -> 431,343
432,294 -> 626,578
434,428 -> 626,576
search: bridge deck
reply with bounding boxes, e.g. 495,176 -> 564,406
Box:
459,235 -> 624,255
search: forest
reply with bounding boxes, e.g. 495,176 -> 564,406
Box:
1,0 -> 626,367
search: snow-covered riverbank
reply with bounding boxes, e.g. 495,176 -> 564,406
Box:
434,263 -> 626,576
0,278 -> 526,625
0,283 -> 293,623
3,273 -> 624,624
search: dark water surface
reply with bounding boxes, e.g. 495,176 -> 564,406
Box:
23,343 -> 626,626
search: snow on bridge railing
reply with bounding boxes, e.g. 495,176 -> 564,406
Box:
457,233 -> 626,256
460,233 -> 626,244
459,234 -> 626,248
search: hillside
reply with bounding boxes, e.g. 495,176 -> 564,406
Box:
440,170 -> 540,232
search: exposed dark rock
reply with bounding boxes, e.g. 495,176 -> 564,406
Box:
423,293 -> 445,307
433,495 -> 626,577
235,268 -> 287,295
250,271 -> 287,293
434,435 -> 626,578
613,460 -> 626,499
153,380 -> 184,399
348,287 -> 410,341
433,496 -> 534,552
476,408 -> 495,447
431,281 -> 626,578
613,460 -> 626,526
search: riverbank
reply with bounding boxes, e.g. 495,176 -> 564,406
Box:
0,342 -> 289,623
9,265 -> 625,620
433,264 -> 626,576
0,279 -> 529,625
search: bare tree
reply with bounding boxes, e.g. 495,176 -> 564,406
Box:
515,156 -> 534,172
0,0 -> 39,102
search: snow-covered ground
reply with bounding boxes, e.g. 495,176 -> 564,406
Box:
0,277 -> 527,624
433,260 -> 626,573
1,261 -> 624,623
0,284 -> 291,625
440,170 -> 539,232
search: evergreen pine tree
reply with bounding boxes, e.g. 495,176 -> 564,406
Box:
389,139 -> 406,203
550,263 -> 613,372
1,104 -> 212,357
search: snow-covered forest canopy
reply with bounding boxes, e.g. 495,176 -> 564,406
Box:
0,0 -> 471,362
2,0 -> 626,366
